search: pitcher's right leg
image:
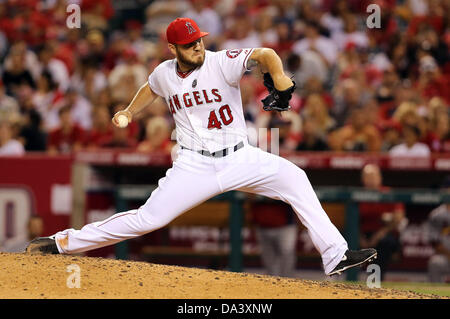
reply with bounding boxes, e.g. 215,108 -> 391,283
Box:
51,154 -> 222,254
217,145 -> 349,275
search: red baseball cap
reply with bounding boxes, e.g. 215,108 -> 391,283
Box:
166,18 -> 209,45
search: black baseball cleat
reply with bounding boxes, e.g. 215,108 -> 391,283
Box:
25,236 -> 59,254
328,248 -> 377,276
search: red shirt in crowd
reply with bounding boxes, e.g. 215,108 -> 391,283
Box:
80,0 -> 114,20
85,127 -> 114,148
1,3 -> 50,45
407,15 -> 444,37
359,187 -> 405,234
418,75 -> 450,105
48,125 -> 85,153
249,202 -> 294,228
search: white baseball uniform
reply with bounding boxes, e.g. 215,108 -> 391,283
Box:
53,49 -> 348,275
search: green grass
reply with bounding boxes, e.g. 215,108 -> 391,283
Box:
380,282 -> 450,298
344,281 -> 450,298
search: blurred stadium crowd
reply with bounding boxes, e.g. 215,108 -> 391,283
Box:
0,0 -> 449,156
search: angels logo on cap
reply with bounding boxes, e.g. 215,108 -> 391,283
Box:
185,22 -> 196,35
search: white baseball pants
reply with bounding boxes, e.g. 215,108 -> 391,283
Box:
54,144 -> 348,274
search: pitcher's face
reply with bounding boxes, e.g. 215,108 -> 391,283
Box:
170,38 -> 205,69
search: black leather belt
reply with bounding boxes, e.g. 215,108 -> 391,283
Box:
181,141 -> 244,158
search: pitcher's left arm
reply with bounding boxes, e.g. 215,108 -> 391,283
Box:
248,48 -> 296,112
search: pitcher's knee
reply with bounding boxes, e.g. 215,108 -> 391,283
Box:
284,161 -> 307,179
279,163 -> 309,192
137,208 -> 172,232
296,166 -> 308,179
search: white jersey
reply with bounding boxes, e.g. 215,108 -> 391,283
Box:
148,48 -> 255,152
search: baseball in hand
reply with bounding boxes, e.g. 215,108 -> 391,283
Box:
117,114 -> 129,128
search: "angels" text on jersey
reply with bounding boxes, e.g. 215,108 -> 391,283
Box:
166,89 -> 222,114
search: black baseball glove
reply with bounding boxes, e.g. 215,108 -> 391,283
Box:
261,73 -> 296,112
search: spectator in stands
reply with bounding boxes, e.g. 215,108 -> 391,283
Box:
256,111 -> 302,151
85,105 -> 113,150
183,0 -> 222,42
0,80 -> 20,123
270,20 -> 295,59
287,52 -> 328,88
296,115 -> 329,151
328,108 -> 382,152
1,45 -> 36,97
275,111 -> 302,151
366,0 -> 398,50
331,14 -> 369,51
331,78 -> 369,127
300,77 -> 334,109
64,88 -> 93,131
335,41 -> 366,85
70,59 -> 108,103
427,97 -> 448,126
301,94 -> 336,134
51,27 -> 79,76
414,24 -> 448,68
254,8 -> 279,48
359,164 -> 408,280
0,30 -> 8,62
296,0 -> 320,27
18,109 -> 47,152
137,116 -> 174,153
426,200 -> 450,283
99,124 -> 137,149
36,44 -> 70,93
125,20 -> 155,63
93,87 -> 114,112
239,76 -> 260,125
81,0 -> 114,32
144,0 -> 190,42
375,66 -> 400,107
415,55 -> 450,105
84,30 -> 108,70
320,0 -> 349,33
0,0 -> 448,158
108,48 -> 148,104
426,111 -> 450,153
220,14 -> 262,50
380,123 -> 402,152
0,215 -> 44,253
248,198 -> 298,278
32,70 -> 63,131
293,20 -> 337,68
103,31 -> 134,72
2,41 -> 41,81
363,99 -> 381,128
391,101 -> 426,133
388,39 -> 411,80
6,1 -> 50,47
389,124 -> 431,157
47,105 -> 84,154
425,97 -> 450,153
0,120 -> 25,156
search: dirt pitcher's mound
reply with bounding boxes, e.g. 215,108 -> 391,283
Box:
0,253 -> 442,299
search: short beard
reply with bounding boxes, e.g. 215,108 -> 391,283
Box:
175,47 -> 205,69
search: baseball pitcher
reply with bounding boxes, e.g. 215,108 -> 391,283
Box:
27,18 -> 376,276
